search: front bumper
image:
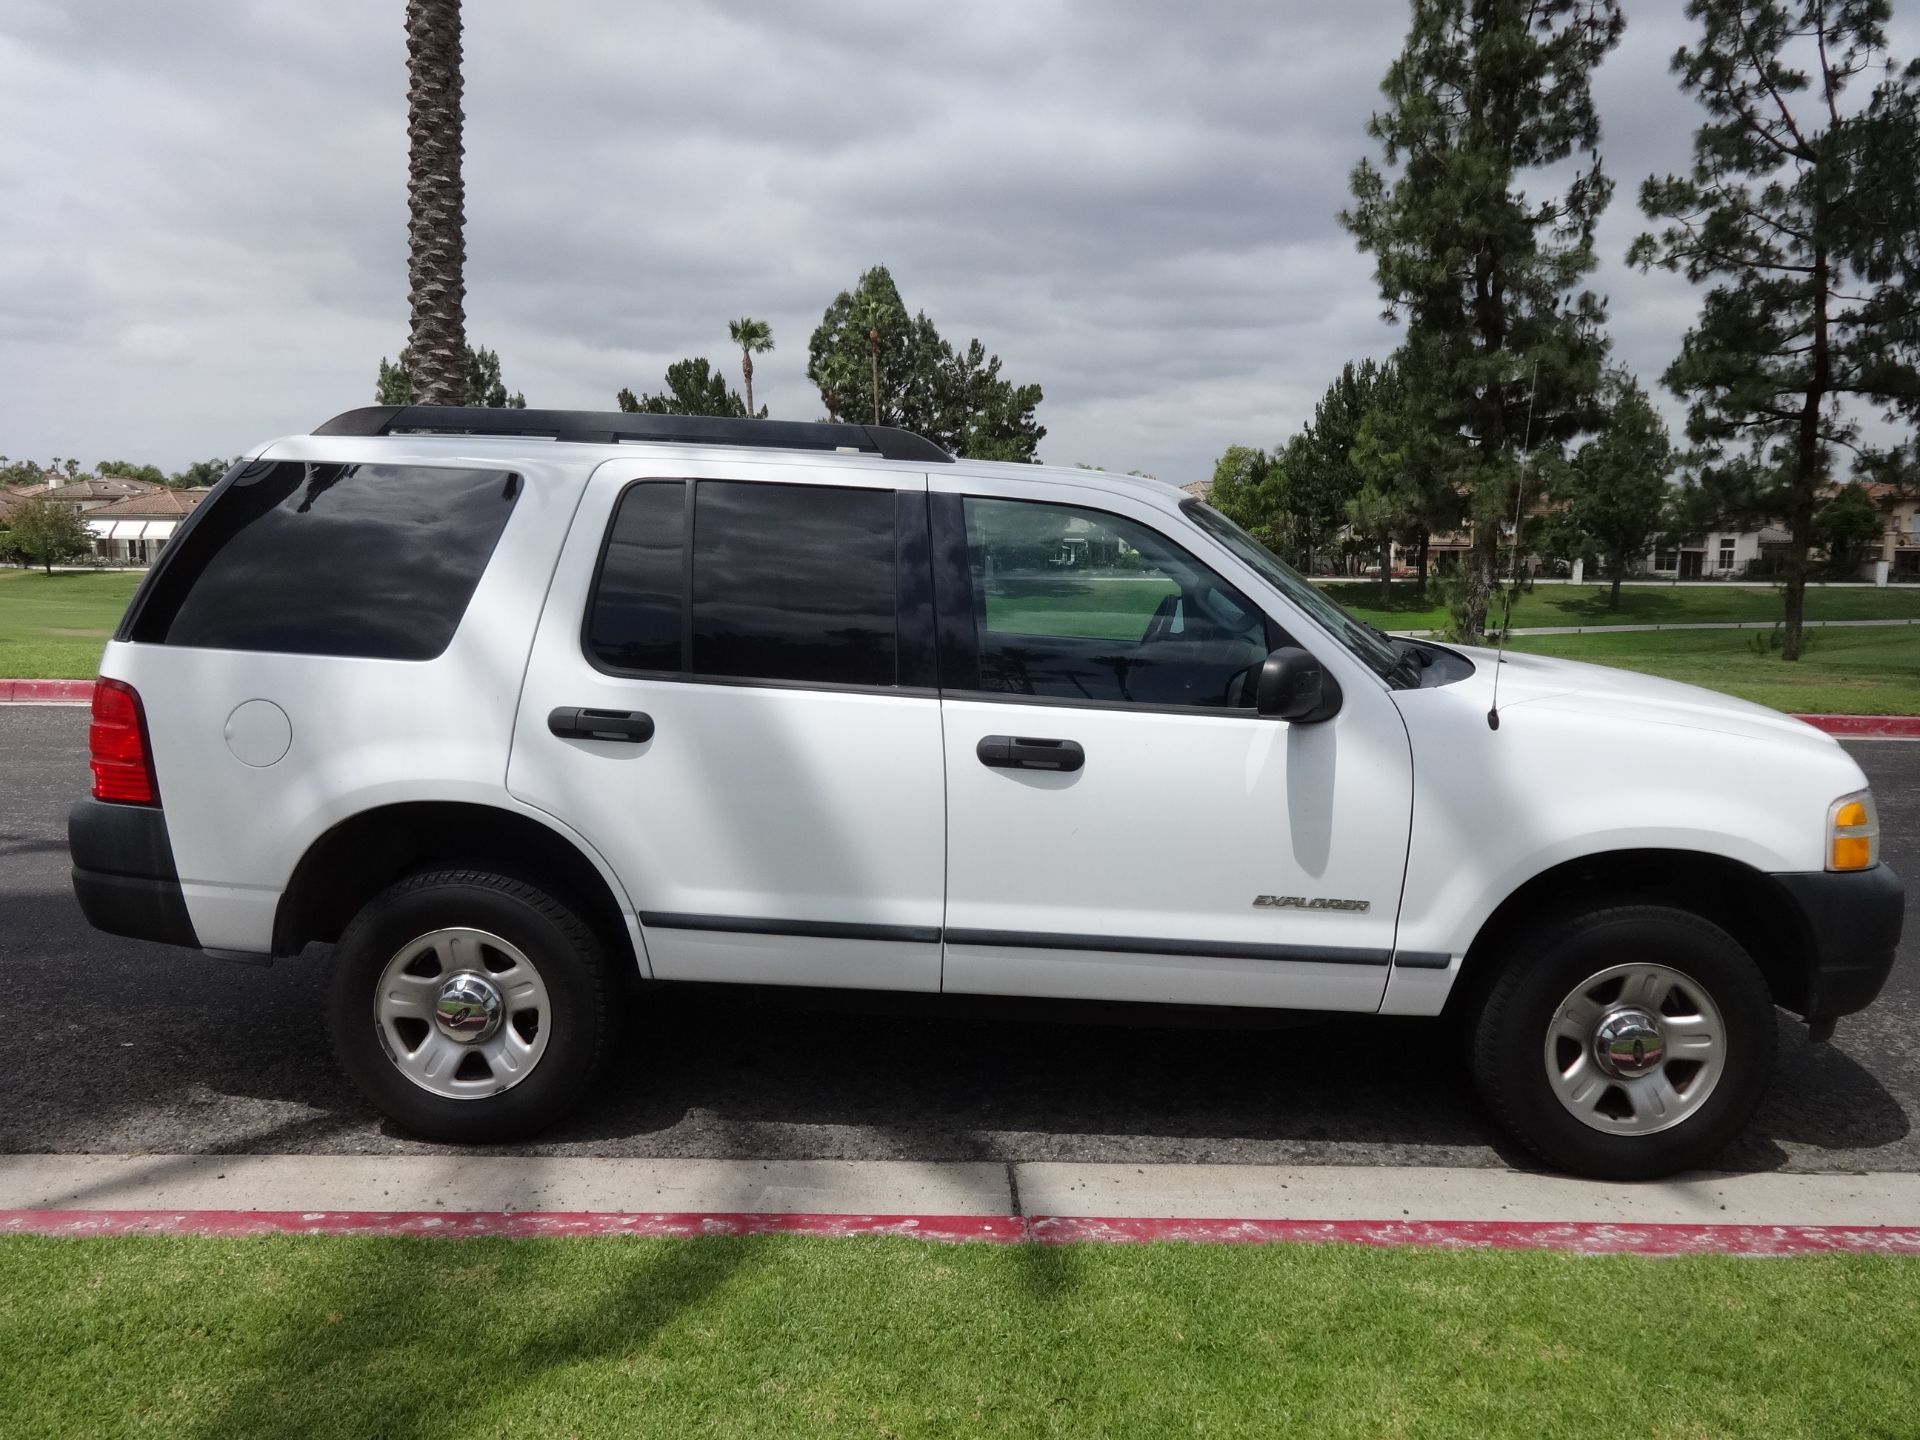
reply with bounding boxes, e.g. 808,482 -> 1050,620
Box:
68,797 -> 199,949
1771,864 -> 1904,1021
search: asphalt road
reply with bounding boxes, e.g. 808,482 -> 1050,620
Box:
4,704 -> 1917,1172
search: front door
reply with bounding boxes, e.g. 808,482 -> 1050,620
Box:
931,482 -> 1414,1012
509,458 -> 948,992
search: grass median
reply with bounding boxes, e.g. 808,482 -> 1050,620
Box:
1509,623 -> 1920,715
1,1235 -> 1914,1439
1322,578 -> 1920,633
0,569 -> 141,679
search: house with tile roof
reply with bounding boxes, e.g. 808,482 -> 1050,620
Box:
83,487 -> 211,566
7,475 -> 162,513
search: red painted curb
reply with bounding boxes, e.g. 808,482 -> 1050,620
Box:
4,1209 -> 1917,1255
1796,713 -> 1920,737
0,679 -> 92,703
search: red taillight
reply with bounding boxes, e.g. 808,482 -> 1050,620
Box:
89,678 -> 158,805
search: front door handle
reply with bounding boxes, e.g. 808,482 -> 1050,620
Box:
549,707 -> 655,743
977,735 -> 1084,772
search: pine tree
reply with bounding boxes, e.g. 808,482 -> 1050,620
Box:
1552,369 -> 1674,609
1630,0 -> 1920,659
616,358 -> 756,418
807,266 -> 1045,460
1343,0 -> 1623,638
1290,359 -> 1408,578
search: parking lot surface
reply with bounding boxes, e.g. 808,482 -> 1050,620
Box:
3,704 -> 1915,1171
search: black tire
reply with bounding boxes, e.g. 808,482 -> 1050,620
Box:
1471,903 -> 1776,1180
328,869 -> 612,1143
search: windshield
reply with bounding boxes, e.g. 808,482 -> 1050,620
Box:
1183,500 -> 1411,687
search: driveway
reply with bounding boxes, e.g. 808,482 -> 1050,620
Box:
3,704 -> 1915,1171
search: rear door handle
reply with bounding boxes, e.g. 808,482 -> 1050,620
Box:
549,707 -> 655,743
976,735 -> 1085,772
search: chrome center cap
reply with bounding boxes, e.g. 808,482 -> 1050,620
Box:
1593,1008 -> 1665,1078
433,971 -> 504,1044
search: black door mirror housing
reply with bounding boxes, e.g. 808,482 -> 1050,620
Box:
1256,646 -> 1341,722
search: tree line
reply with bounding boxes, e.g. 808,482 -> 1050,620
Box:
374,264 -> 1047,464
0,456 -> 233,491
1208,0 -> 1919,658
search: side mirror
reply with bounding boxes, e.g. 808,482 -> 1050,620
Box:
1256,646 -> 1340,722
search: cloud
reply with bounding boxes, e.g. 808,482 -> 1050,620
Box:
0,0 -> 1913,478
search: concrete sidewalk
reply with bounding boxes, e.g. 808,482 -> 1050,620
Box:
3,1154 -> 1915,1253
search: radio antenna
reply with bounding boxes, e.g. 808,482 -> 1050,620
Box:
1487,360 -> 1539,731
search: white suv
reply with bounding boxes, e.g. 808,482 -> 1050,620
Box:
70,405 -> 1902,1178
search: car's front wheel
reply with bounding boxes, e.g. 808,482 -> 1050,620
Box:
1471,903 -> 1776,1180
328,869 -> 612,1142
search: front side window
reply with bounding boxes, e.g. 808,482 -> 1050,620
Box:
955,497 -> 1270,708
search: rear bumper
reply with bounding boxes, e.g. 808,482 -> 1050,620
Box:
1771,864 -> 1904,1021
68,797 -> 200,949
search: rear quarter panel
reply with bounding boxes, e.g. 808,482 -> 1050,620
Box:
99,438 -> 594,953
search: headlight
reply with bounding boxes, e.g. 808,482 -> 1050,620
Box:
1828,790 -> 1879,872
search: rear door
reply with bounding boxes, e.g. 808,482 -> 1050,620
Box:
508,456 -> 947,990
931,477 -> 1414,1012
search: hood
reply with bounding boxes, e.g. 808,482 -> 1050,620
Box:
1431,644 -> 1838,753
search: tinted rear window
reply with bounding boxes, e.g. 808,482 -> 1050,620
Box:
585,480 -> 686,672
127,459 -> 519,660
691,481 -> 898,687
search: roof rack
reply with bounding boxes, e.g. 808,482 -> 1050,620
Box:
312,406 -> 953,463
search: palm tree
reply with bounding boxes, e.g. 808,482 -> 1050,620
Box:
727,318 -> 774,418
404,0 -> 466,405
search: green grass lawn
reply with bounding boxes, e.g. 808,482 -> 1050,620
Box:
1510,623 -> 1920,715
1,565 -> 1910,714
983,573 -> 1920,646
1321,578 -> 1920,633
0,569 -> 141,679
983,572 -> 1178,640
1,1236 -> 1913,1439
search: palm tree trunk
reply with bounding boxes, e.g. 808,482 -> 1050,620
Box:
742,351 -> 755,418
405,0 -> 466,406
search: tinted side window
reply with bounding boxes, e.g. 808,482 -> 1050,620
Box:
127,460 -> 518,660
587,481 -> 686,673
959,497 -> 1269,708
692,481 -> 898,687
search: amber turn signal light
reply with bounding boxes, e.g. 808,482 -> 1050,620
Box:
1827,791 -> 1878,873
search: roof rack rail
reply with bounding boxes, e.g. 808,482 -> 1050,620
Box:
311,406 -> 953,463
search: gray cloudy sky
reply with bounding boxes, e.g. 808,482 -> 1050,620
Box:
2,1 -> 1913,480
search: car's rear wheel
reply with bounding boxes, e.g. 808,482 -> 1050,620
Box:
328,869 -> 612,1142
1471,903 -> 1775,1180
